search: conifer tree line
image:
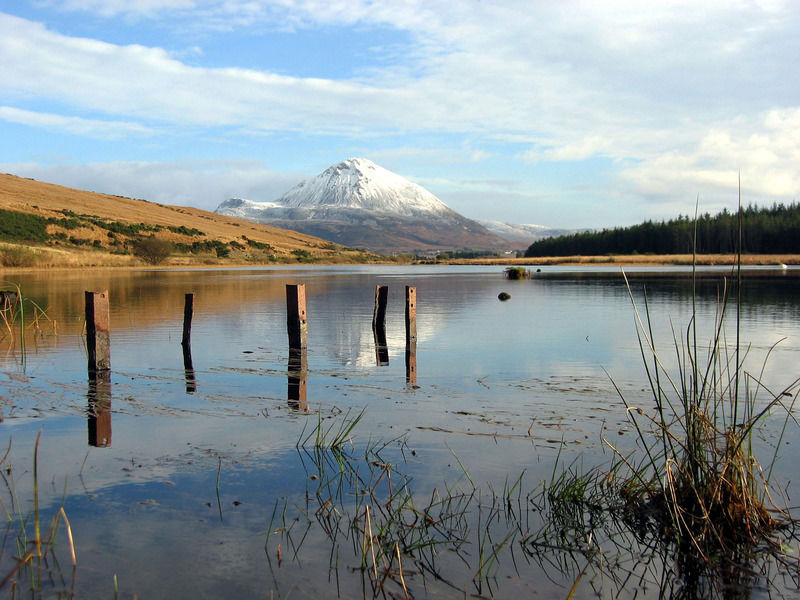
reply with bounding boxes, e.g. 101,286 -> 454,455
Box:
524,203 -> 800,257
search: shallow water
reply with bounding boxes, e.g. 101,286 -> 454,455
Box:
1,265 -> 799,598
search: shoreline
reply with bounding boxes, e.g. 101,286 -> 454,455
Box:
1,253 -> 797,273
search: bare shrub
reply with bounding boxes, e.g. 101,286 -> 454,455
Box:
133,237 -> 173,265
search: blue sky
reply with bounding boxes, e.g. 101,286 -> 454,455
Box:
1,1 -> 798,229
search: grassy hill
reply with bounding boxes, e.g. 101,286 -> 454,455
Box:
0,173 -> 380,268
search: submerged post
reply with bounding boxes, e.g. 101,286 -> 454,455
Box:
405,286 -> 417,385
85,291 -> 110,373
181,293 -> 195,391
405,286 -> 417,343
372,285 -> 388,334
286,284 -> 308,350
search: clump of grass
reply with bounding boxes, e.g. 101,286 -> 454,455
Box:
0,282 -> 56,367
0,244 -> 38,268
297,407 -> 365,451
0,432 -> 77,593
503,266 -> 531,280
607,268 -> 799,559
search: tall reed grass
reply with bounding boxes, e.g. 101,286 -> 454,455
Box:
0,432 -> 77,595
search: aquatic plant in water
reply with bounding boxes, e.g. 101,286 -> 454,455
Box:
0,282 -> 56,368
590,266 -> 800,596
503,266 -> 531,280
0,432 -> 77,596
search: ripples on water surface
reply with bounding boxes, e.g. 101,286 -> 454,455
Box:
1,265 -> 799,598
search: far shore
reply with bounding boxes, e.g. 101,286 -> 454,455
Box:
439,254 -> 799,267
1,251 -> 798,273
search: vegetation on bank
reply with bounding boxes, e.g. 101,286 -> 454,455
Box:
526,203 -> 800,257
0,206 -> 380,267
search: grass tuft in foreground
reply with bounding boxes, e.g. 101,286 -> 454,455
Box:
0,432 -> 77,596
596,266 -> 800,592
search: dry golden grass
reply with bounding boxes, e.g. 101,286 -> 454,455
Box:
0,173 -> 379,267
442,254 -> 799,266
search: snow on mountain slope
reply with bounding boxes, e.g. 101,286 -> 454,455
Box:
479,220 -> 576,244
277,158 -> 454,217
215,158 -> 509,253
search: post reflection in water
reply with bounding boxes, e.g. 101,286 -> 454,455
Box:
183,343 -> 196,394
373,327 -> 389,366
287,348 -> 308,411
87,371 -> 112,447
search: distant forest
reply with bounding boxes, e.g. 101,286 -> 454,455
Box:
525,203 -> 800,257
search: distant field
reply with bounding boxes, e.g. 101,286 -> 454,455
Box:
0,173 -> 380,268
442,254 -> 799,266
2,173 -> 796,270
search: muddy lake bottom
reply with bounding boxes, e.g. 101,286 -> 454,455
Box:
1,265 -> 800,598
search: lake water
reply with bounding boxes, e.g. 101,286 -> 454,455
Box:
1,264 -> 799,598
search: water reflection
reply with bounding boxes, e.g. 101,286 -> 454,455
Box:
87,371 -> 111,447
372,328 -> 389,366
287,348 -> 308,411
1,266 -> 799,599
183,359 -> 197,394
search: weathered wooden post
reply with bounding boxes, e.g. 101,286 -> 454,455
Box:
287,348 -> 308,411
405,286 -> 417,384
85,291 -> 110,373
405,286 -> 416,343
372,285 -> 388,333
286,284 -> 308,350
181,293 -> 195,393
182,293 -> 194,351
372,285 -> 389,366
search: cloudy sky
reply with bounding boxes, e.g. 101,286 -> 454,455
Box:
1,1 -> 798,229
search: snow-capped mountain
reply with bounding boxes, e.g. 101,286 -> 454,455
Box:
215,158 -> 507,254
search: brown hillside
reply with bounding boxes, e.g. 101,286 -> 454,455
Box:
0,173 -> 377,266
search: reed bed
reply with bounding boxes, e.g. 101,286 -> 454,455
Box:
263,252 -> 800,598
0,432 -> 77,597
593,265 -> 800,592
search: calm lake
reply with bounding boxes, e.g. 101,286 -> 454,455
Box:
1,264 -> 799,599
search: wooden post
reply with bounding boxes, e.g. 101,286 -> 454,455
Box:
405,286 -> 417,343
372,285 -> 388,334
405,286 -> 417,385
85,291 -> 110,373
182,293 -> 194,349
181,293 -> 195,392
286,284 -> 308,350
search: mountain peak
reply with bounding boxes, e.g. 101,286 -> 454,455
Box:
278,158 -> 453,217
215,158 -> 508,253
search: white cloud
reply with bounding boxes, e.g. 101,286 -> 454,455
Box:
1,1 -> 799,224
35,0 -> 196,19
0,159 -> 305,210
621,108 -> 800,211
0,106 -> 156,138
